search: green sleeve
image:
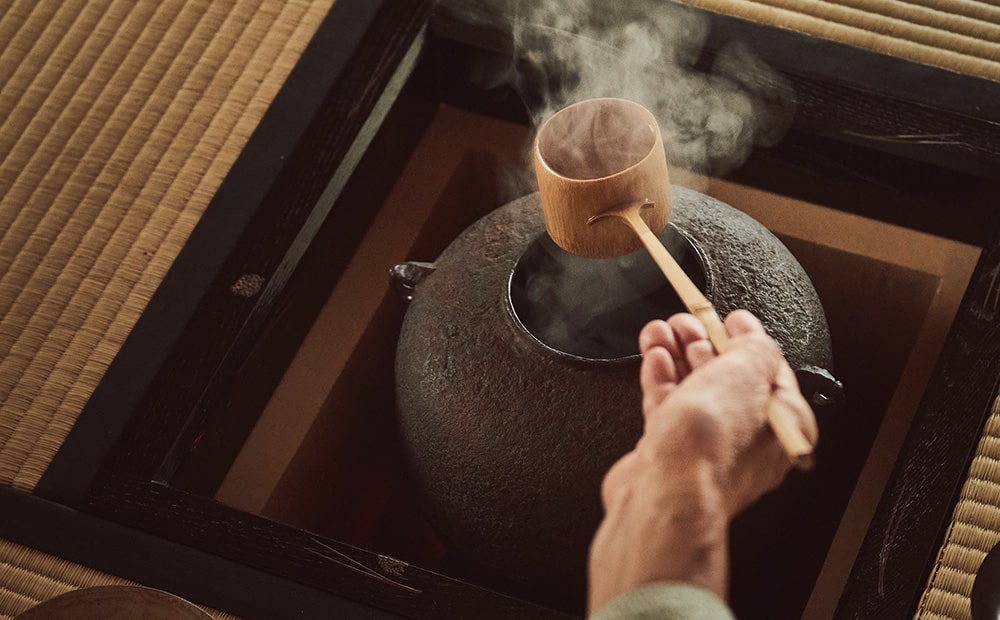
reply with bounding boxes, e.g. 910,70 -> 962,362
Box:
589,583 -> 736,620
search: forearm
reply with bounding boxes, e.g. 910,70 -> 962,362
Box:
588,459 -> 729,614
588,311 -> 815,618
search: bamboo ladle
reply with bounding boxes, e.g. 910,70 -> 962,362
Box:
534,98 -> 814,470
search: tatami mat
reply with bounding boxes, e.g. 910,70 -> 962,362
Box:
916,397 -> 1000,619
673,0 -> 1000,81
0,0 -> 334,491
0,538 -> 239,619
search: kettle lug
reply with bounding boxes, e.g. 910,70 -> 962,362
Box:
795,365 -> 846,408
390,261 -> 436,302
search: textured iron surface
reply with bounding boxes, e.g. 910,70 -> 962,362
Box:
394,187 -> 834,601
670,187 -> 833,373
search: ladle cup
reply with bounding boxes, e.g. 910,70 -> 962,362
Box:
534,97 -> 814,470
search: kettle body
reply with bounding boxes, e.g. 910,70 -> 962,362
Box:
393,187 -> 840,603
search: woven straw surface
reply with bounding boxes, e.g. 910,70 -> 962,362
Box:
0,538 -> 239,619
0,0 -> 334,491
673,0 -> 1000,81
916,397 -> 1000,619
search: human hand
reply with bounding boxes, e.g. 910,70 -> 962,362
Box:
587,310 -> 817,615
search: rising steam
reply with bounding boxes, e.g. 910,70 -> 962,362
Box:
463,0 -> 795,177
442,0 -> 796,349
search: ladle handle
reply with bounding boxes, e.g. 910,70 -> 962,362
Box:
622,208 -> 729,349
621,208 -> 815,471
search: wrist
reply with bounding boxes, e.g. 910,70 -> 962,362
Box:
635,460 -> 729,594
655,499 -> 728,595
588,459 -> 730,614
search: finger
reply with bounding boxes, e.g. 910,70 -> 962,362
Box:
640,345 -> 678,389
727,331 -> 783,387
668,313 -> 709,347
773,363 -> 819,447
724,309 -> 767,338
667,313 -> 712,373
685,339 -> 716,370
640,347 -> 678,417
720,333 -> 818,463
639,320 -> 669,355
640,348 -> 678,425
639,320 -> 680,357
640,319 -> 688,377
